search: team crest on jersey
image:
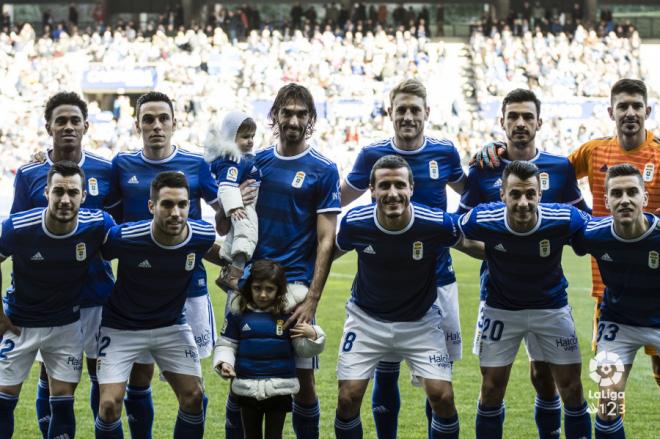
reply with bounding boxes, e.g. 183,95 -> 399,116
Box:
88,178 -> 99,196
292,171 -> 306,188
75,243 -> 87,261
649,251 -> 659,269
226,167 -> 239,182
643,163 -> 655,182
276,319 -> 284,336
539,172 -> 550,191
185,253 -> 195,271
412,241 -> 423,260
539,239 -> 550,257
429,160 -> 439,180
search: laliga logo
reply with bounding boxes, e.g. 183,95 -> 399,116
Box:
589,351 -> 624,386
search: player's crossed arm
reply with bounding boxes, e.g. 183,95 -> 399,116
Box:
452,234 -> 485,260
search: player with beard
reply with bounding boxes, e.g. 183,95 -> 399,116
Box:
227,83 -> 340,439
0,161 -> 115,439
459,89 -> 589,439
340,79 -> 467,438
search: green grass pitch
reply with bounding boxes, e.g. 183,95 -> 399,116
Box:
2,250 -> 658,437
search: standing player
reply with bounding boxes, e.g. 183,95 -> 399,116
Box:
237,83 -> 340,439
110,91 -> 220,437
0,161 -> 115,439
11,91 -> 118,436
473,78 -> 660,388
340,79 -> 467,438
94,172 -> 217,439
459,89 -> 588,439
572,164 -> 659,438
459,161 -> 592,439
334,155 -> 484,439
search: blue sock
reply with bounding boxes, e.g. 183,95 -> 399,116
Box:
124,385 -> 154,439
292,399 -> 320,439
173,408 -> 205,439
426,399 -> 433,437
0,392 -> 19,439
372,361 -> 401,439
534,394 -> 562,438
430,412 -> 459,438
334,412 -> 362,439
35,378 -> 51,439
595,416 -> 625,438
49,395 -> 76,439
475,402 -> 505,439
564,402 -> 592,439
225,393 -> 243,439
202,393 -> 208,419
89,372 -> 100,420
95,416 -> 124,438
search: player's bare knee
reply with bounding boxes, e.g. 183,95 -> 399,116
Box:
556,379 -> 584,407
480,381 -> 505,406
295,369 -> 317,404
337,387 -> 362,418
530,363 -> 557,399
99,396 -> 122,421
178,382 -> 204,412
129,363 -> 154,386
426,389 -> 456,417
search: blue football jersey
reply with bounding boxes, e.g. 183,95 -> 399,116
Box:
111,146 -> 218,297
11,151 -> 117,307
572,214 -> 660,327
0,208 -> 115,327
459,202 -> 589,310
459,151 -> 584,213
345,136 -> 465,287
210,153 -> 261,190
336,202 -> 460,321
101,219 -> 216,330
253,146 -> 341,284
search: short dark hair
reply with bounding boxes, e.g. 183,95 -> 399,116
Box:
237,259 -> 288,315
44,92 -> 88,122
150,171 -> 189,201
268,83 -> 317,138
605,163 -> 644,190
47,160 -> 86,187
610,78 -> 647,104
136,91 -> 175,120
501,88 -> 541,118
502,160 -> 540,187
369,154 -> 414,187
237,117 -> 257,136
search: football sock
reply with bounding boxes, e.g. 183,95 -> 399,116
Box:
95,416 -> 123,438
292,399 -> 320,439
202,393 -> 208,419
425,399 -> 433,437
173,408 -> 205,439
534,394 -> 562,439
564,401 -> 592,439
372,361 -> 401,439
334,412 -> 362,439
430,412 -> 459,438
124,384 -> 154,439
0,392 -> 18,439
89,371 -> 100,419
475,402 -> 505,439
595,416 -> 625,438
36,378 -> 51,439
48,395 -> 76,439
225,393 -> 244,439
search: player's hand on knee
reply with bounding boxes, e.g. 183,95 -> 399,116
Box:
239,179 -> 258,206
469,141 -> 507,169
0,314 -> 20,337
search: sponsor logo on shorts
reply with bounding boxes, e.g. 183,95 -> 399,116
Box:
539,172 -> 550,190
226,166 -> 239,182
555,334 -> 579,351
539,239 -> 551,258
589,350 -> 624,386
412,241 -> 423,260
291,171 -> 305,188
195,329 -> 212,348
67,355 -> 83,371
649,250 -> 659,269
75,242 -> 87,261
428,353 -> 451,369
88,177 -> 99,196
185,348 -> 200,362
445,331 -> 462,345
429,160 -> 439,180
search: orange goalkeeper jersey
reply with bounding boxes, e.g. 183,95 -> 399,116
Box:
569,130 -> 660,298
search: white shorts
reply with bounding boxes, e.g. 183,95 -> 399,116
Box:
184,295 -> 217,359
337,300 -> 452,382
96,324 -> 201,384
81,306 -> 103,359
478,304 -> 582,367
0,321 -> 83,386
382,282 -> 462,363
472,300 -> 547,362
596,321 -> 660,365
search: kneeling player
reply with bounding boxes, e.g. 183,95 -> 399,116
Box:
459,161 -> 592,439
0,161 -> 114,438
95,172 -> 217,438
334,155 -> 484,438
572,164 -> 659,438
